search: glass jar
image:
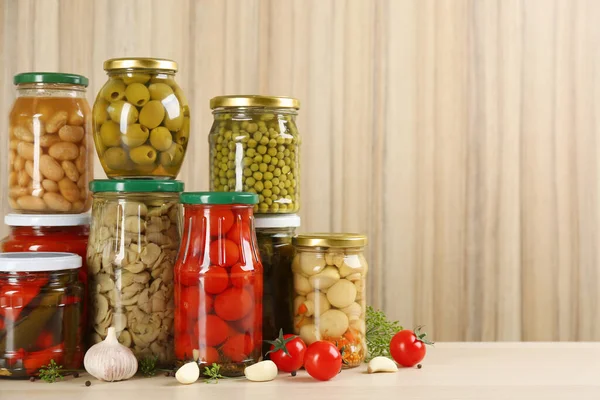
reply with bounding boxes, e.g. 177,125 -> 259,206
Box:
92,58 -> 190,179
255,214 -> 300,352
291,234 -> 368,368
87,180 -> 183,367
0,252 -> 84,378
8,72 -> 93,214
174,192 -> 262,377
1,213 -> 91,339
209,95 -> 300,214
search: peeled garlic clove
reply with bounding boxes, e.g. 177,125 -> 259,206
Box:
325,252 -> 345,267
326,279 -> 357,308
298,252 -> 326,276
306,291 -> 330,316
299,323 -> 320,345
244,360 -> 278,382
84,327 -> 138,382
367,356 -> 398,373
176,361 -> 200,385
340,302 -> 362,321
294,274 -> 311,296
318,309 -> 349,338
309,266 -> 340,290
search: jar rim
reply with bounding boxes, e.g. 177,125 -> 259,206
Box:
104,57 -> 178,72
210,95 -> 300,110
293,233 -> 367,247
0,252 -> 82,272
181,192 -> 258,205
255,214 -> 301,228
13,72 -> 89,87
5,213 -> 90,227
90,179 -> 184,193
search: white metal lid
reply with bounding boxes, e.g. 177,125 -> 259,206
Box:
254,214 -> 301,229
4,213 -> 91,227
0,252 -> 82,272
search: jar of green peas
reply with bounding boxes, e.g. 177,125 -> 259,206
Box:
92,58 -> 190,179
209,95 -> 301,214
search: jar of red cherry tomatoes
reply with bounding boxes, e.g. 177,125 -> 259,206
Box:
174,192 -> 262,377
0,252 -> 84,378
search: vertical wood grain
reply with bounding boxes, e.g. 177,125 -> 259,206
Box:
1,0 -> 600,341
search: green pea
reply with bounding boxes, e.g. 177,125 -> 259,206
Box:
265,198 -> 273,206
270,203 -> 280,212
281,188 -> 288,196
248,188 -> 257,194
224,131 -> 233,140
228,141 -> 236,150
227,161 -> 235,169
248,139 -> 257,148
259,203 -> 269,212
226,170 -> 235,178
263,189 -> 272,198
284,157 -> 291,165
279,204 -> 288,212
268,147 -> 277,157
270,157 -> 279,166
255,181 -> 264,192
246,177 -> 256,186
257,145 -> 267,155
269,138 -> 277,148
263,154 -> 272,163
221,147 -> 229,156
274,168 -> 281,177
246,148 -> 256,157
254,155 -> 263,163
244,168 -> 252,177
278,160 -> 285,168
260,136 -> 269,145
282,165 -> 291,174
253,172 -> 263,181
259,163 -> 268,173
259,194 -> 265,202
228,152 -> 236,160
272,177 -> 280,186
284,179 -> 291,188
272,186 -> 280,195
268,165 -> 275,172
253,131 -> 262,141
264,172 -> 274,180
243,157 -> 253,166
250,164 -> 259,172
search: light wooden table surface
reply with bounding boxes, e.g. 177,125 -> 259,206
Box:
2,343 -> 599,400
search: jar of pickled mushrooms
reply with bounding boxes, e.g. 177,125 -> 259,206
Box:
86,179 -> 183,367
292,234 -> 367,368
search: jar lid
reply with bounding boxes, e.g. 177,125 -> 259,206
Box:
210,95 -> 300,110
293,233 -> 367,247
255,214 -> 301,228
13,72 -> 89,87
90,179 -> 184,193
181,192 -> 259,205
104,58 -> 178,72
4,213 -> 91,227
0,252 -> 82,272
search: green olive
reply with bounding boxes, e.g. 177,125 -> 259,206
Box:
107,100 -> 139,124
129,145 -> 157,165
159,151 -> 174,167
121,124 -> 150,148
163,110 -> 184,131
149,126 -> 173,151
103,147 -> 129,170
122,73 -> 151,85
125,83 -> 150,106
174,119 -> 189,146
148,83 -> 174,100
100,121 -> 121,147
93,99 -> 109,126
139,100 -> 165,129
102,79 -> 126,102
174,86 -> 189,108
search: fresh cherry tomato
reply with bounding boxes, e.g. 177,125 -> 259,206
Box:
209,239 -> 240,267
196,346 -> 220,364
221,333 -> 253,362
389,327 -> 433,367
194,314 -> 230,347
209,208 -> 234,236
203,266 -> 230,294
303,341 -> 342,381
214,287 -> 253,321
266,330 -> 307,372
229,263 -> 254,288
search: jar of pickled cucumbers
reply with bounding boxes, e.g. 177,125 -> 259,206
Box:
255,214 -> 300,352
87,180 -> 183,366
209,96 -> 300,214
292,234 -> 367,368
0,252 -> 84,378
93,58 -> 190,179
174,192 -> 263,377
8,72 -> 93,213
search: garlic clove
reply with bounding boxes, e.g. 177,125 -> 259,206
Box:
367,356 -> 398,373
176,361 -> 200,385
244,361 -> 278,382
84,327 -> 138,382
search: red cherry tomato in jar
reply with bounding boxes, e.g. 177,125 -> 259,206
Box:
226,220 -> 251,244
229,263 -> 254,288
180,286 -> 214,317
175,334 -> 194,360
214,287 -> 253,321
35,331 -> 55,350
390,327 -> 433,367
194,314 -> 230,347
209,209 -> 235,236
203,266 -> 230,294
266,330 -> 307,372
177,266 -> 200,287
197,346 -> 220,364
222,333 -> 253,362
234,305 -> 261,333
209,239 -> 240,267
303,341 -> 342,381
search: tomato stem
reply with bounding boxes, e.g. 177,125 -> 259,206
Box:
264,329 -> 298,357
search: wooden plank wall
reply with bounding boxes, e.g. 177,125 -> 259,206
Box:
1,0 -> 599,341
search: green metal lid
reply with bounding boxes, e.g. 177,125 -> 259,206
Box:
180,192 -> 259,205
14,72 -> 89,87
90,179 -> 184,193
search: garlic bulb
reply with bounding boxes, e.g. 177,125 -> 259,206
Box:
84,327 -> 138,381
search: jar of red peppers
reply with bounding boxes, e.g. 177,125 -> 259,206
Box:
174,192 -> 262,376
0,252 -> 84,378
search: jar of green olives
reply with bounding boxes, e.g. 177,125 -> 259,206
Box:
209,96 -> 300,214
92,58 -> 189,179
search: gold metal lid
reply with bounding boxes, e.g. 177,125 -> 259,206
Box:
103,58 -> 178,72
210,95 -> 300,109
293,233 -> 367,248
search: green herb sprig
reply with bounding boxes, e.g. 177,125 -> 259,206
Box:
365,306 -> 402,362
38,360 -> 64,383
203,363 -> 224,384
139,355 -> 159,377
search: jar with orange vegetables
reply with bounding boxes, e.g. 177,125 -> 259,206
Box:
291,234 -> 368,368
174,192 -> 262,377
